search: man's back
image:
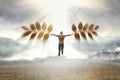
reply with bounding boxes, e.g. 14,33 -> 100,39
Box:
51,31 -> 73,56
58,35 -> 65,44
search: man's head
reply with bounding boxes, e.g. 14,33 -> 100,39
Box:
60,31 -> 63,35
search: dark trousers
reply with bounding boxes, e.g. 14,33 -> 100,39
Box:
58,44 -> 64,56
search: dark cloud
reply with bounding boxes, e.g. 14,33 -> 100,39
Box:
73,36 -> 120,53
68,0 -> 120,37
0,37 -> 27,58
0,0 -> 35,22
104,0 -> 120,26
70,0 -> 120,26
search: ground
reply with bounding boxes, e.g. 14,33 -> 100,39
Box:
0,57 -> 120,80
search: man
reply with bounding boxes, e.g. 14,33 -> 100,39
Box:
51,31 -> 73,56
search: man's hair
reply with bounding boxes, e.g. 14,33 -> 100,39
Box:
60,31 -> 63,34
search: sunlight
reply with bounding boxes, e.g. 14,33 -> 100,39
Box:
27,0 -> 101,27
32,0 -> 75,27
24,0 -> 105,26
27,0 -> 102,26
34,0 -> 73,11
17,0 -> 106,59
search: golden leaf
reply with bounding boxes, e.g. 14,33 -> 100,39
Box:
37,31 -> 44,39
78,22 -> 83,31
80,31 -> 87,40
30,24 -> 36,30
35,22 -> 41,30
47,24 -> 53,32
83,23 -> 88,31
43,33 -> 49,41
74,33 -> 80,40
88,31 -> 93,40
91,31 -> 98,36
72,24 -> 77,32
94,25 -> 99,30
21,31 -> 32,37
89,24 -> 94,30
21,26 -> 29,30
42,22 -> 47,31
30,32 -> 37,40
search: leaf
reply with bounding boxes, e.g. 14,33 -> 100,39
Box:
30,24 -> 36,30
72,24 -> 77,32
30,32 -> 37,40
94,25 -> 99,30
80,31 -> 87,40
91,31 -> 98,36
43,33 -> 49,41
83,23 -> 88,31
35,22 -> 41,30
21,26 -> 29,30
78,22 -> 83,31
37,31 -> 44,39
42,22 -> 47,31
88,31 -> 93,40
74,33 -> 80,40
89,24 -> 94,30
21,31 -> 32,37
47,24 -> 53,32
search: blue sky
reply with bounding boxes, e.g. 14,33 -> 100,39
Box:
0,0 -> 120,60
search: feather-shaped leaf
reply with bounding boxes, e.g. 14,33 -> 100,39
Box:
21,31 -> 32,37
89,24 -> 94,30
88,31 -> 93,40
21,26 -> 29,30
74,33 -> 80,40
83,23 -> 88,31
30,32 -> 37,40
42,22 -> 47,31
35,22 -> 41,30
91,31 -> 98,36
43,33 -> 49,41
37,31 -> 44,39
47,24 -> 53,32
94,25 -> 99,30
30,24 -> 36,30
78,22 -> 83,31
72,24 -> 77,32
80,31 -> 87,40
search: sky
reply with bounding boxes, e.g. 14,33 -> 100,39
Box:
0,0 -> 120,60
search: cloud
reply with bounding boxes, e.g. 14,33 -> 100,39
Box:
72,36 -> 120,53
68,0 -> 120,36
0,0 -> 36,22
115,47 -> 120,51
0,37 -> 27,58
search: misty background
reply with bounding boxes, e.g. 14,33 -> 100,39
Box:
0,0 -> 120,61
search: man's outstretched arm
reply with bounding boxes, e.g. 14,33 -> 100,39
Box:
50,34 -> 59,37
65,33 -> 74,37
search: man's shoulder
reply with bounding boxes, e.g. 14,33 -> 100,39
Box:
63,35 -> 67,37
60,35 -> 66,37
